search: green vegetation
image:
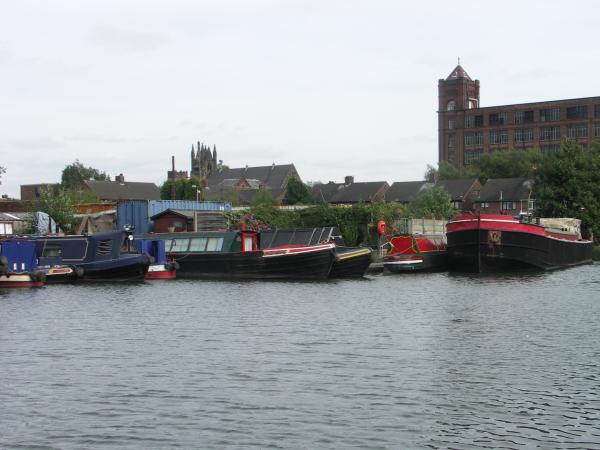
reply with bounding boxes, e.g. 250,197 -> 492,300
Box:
32,186 -> 76,232
160,176 -> 202,200
0,166 -> 5,185
408,186 -> 456,220
534,140 -> 600,239
61,160 -> 110,190
283,176 -> 312,205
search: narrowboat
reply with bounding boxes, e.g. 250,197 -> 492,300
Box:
260,227 -> 372,278
35,230 -> 151,281
159,230 -> 335,279
383,234 -> 447,272
446,213 -> 593,272
0,239 -> 46,288
136,239 -> 179,280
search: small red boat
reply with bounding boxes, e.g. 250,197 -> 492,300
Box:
383,234 -> 447,272
0,272 -> 45,288
446,213 -> 593,272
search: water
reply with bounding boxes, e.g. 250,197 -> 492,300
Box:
1,266 -> 600,449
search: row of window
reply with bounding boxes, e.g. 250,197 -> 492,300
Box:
170,237 -> 225,252
452,104 -> 600,127
459,124 -> 598,146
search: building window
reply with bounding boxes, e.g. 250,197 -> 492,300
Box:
489,112 -> 507,126
464,149 -> 483,165
452,201 -> 461,209
568,124 -> 588,138
502,201 -> 516,210
595,105 -> 600,118
448,119 -> 455,130
566,105 -> 588,120
479,202 -> 489,209
514,128 -> 533,143
0,223 -> 14,235
465,115 -> 475,128
596,123 -> 600,137
540,108 -> 560,122
468,99 -> 478,109
541,144 -> 560,155
447,100 -> 456,111
514,111 -> 534,124
447,134 -> 455,147
474,115 -> 484,127
489,129 -> 508,145
465,132 -> 483,146
539,127 -> 560,141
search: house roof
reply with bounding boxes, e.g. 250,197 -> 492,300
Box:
311,182 -> 343,203
328,182 -> 389,203
385,181 -> 431,203
206,164 -> 296,190
436,179 -> 478,201
476,178 -> 533,202
84,180 -> 160,201
150,209 -> 195,220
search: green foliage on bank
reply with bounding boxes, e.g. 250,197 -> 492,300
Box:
31,187 -> 76,232
408,186 -> 456,220
225,202 -> 407,246
61,160 -> 110,190
160,176 -> 202,200
534,140 -> 600,238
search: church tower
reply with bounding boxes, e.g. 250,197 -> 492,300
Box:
191,141 -> 218,181
438,61 -> 480,165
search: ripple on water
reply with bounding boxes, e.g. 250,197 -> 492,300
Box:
0,265 -> 599,448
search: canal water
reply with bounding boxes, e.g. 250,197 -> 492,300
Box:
1,265 -> 600,449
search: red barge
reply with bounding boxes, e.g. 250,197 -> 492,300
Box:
446,213 -> 593,272
383,234 -> 447,272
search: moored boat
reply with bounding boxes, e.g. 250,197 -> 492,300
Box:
0,240 -> 46,288
383,234 -> 447,272
446,213 -> 593,272
35,230 -> 150,281
260,227 -> 372,278
159,230 -> 335,279
136,239 -> 178,280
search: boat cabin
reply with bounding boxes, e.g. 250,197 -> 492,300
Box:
158,231 -> 259,254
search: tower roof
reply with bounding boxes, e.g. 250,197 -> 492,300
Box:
446,64 -> 471,81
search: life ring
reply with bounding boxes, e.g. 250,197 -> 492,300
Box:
377,220 -> 386,235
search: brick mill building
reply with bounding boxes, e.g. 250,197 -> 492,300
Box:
438,63 -> 600,167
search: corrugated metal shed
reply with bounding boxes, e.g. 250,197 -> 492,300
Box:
117,200 -> 231,234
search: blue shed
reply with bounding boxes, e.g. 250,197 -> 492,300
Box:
117,200 -> 231,234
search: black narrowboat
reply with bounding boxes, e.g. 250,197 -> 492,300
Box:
159,230 -> 335,280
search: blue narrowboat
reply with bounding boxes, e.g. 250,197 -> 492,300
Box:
0,239 -> 46,287
35,230 -> 151,282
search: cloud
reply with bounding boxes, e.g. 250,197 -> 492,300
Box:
91,26 -> 169,53
2,137 -> 66,150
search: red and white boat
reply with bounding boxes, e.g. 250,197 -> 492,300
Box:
446,213 -> 593,272
383,234 -> 447,272
0,272 -> 45,288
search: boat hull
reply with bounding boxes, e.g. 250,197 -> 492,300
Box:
146,264 -> 177,280
77,256 -> 150,281
384,251 -> 447,272
0,273 -> 45,288
329,247 -> 372,278
447,225 -> 593,272
175,247 -> 334,280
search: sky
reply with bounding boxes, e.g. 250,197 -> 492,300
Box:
1,0 -> 599,198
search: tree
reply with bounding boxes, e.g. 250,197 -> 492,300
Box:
33,187 -> 76,232
0,166 -> 5,184
160,177 -> 201,200
61,160 -> 110,190
408,186 -> 455,219
471,149 -> 540,183
283,176 -> 313,205
534,139 -> 600,240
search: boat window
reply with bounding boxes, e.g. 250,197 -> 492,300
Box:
96,239 -> 112,256
170,238 -> 190,252
0,223 -> 13,235
206,237 -> 224,252
42,245 -> 62,257
243,235 -> 255,252
189,237 -> 208,251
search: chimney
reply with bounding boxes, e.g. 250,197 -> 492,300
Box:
344,175 -> 354,186
115,173 -> 125,184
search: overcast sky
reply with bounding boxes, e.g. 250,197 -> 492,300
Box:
1,0 -> 598,198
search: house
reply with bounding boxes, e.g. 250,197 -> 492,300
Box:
84,174 -> 160,201
385,181 -> 432,206
474,177 -> 534,215
150,209 -> 195,232
204,164 -> 299,205
20,183 -> 60,201
435,178 -> 481,212
311,176 -> 389,205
